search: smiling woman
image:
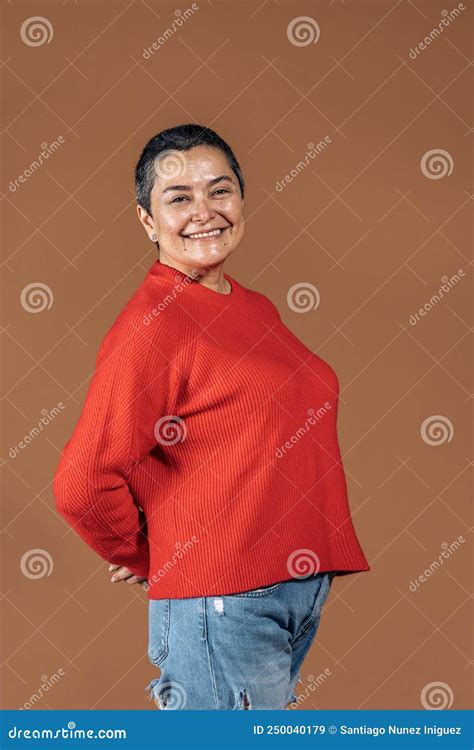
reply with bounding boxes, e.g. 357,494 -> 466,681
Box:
53,123 -> 370,711
135,125 -> 246,295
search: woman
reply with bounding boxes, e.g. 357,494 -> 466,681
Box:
53,123 -> 370,710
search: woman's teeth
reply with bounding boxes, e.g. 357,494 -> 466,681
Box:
185,228 -> 224,239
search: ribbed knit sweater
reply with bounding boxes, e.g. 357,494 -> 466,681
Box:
53,259 -> 370,599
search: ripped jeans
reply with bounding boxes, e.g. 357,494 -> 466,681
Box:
145,570 -> 335,710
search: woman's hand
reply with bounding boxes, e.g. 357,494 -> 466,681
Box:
108,563 -> 147,586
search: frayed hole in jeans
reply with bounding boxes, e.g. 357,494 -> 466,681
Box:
234,688 -> 251,710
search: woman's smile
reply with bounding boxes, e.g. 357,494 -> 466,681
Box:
182,226 -> 230,240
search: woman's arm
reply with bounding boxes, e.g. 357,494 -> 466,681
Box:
53,310 -> 179,578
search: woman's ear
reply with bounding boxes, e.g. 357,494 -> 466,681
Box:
136,204 -> 157,242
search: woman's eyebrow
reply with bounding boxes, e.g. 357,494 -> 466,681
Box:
162,174 -> 233,194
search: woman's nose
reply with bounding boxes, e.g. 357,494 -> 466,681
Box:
191,198 -> 214,221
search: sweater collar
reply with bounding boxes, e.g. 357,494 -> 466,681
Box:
147,259 -> 245,305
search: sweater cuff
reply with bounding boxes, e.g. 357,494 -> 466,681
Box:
128,555 -> 150,579
127,550 -> 150,578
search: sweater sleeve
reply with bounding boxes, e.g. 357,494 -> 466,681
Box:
53,311 -> 179,578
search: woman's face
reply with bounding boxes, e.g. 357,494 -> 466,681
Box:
137,144 -> 245,272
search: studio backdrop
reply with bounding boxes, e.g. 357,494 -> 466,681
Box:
1,0 -> 472,711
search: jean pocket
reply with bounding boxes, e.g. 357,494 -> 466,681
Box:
292,572 -> 333,643
147,599 -> 170,666
228,581 -> 285,598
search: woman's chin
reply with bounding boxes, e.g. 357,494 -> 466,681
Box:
186,245 -> 234,267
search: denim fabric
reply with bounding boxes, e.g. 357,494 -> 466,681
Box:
145,571 -> 335,710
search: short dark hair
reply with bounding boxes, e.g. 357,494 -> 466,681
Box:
135,123 -> 245,215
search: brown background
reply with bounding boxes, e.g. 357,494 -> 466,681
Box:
1,0 -> 472,711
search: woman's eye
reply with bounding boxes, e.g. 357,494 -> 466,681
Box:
170,188 -> 229,204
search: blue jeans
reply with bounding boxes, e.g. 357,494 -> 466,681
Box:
145,571 -> 335,710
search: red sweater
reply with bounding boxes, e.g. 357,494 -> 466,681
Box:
53,259 -> 370,599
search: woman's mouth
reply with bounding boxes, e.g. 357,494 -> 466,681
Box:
182,227 -> 229,240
